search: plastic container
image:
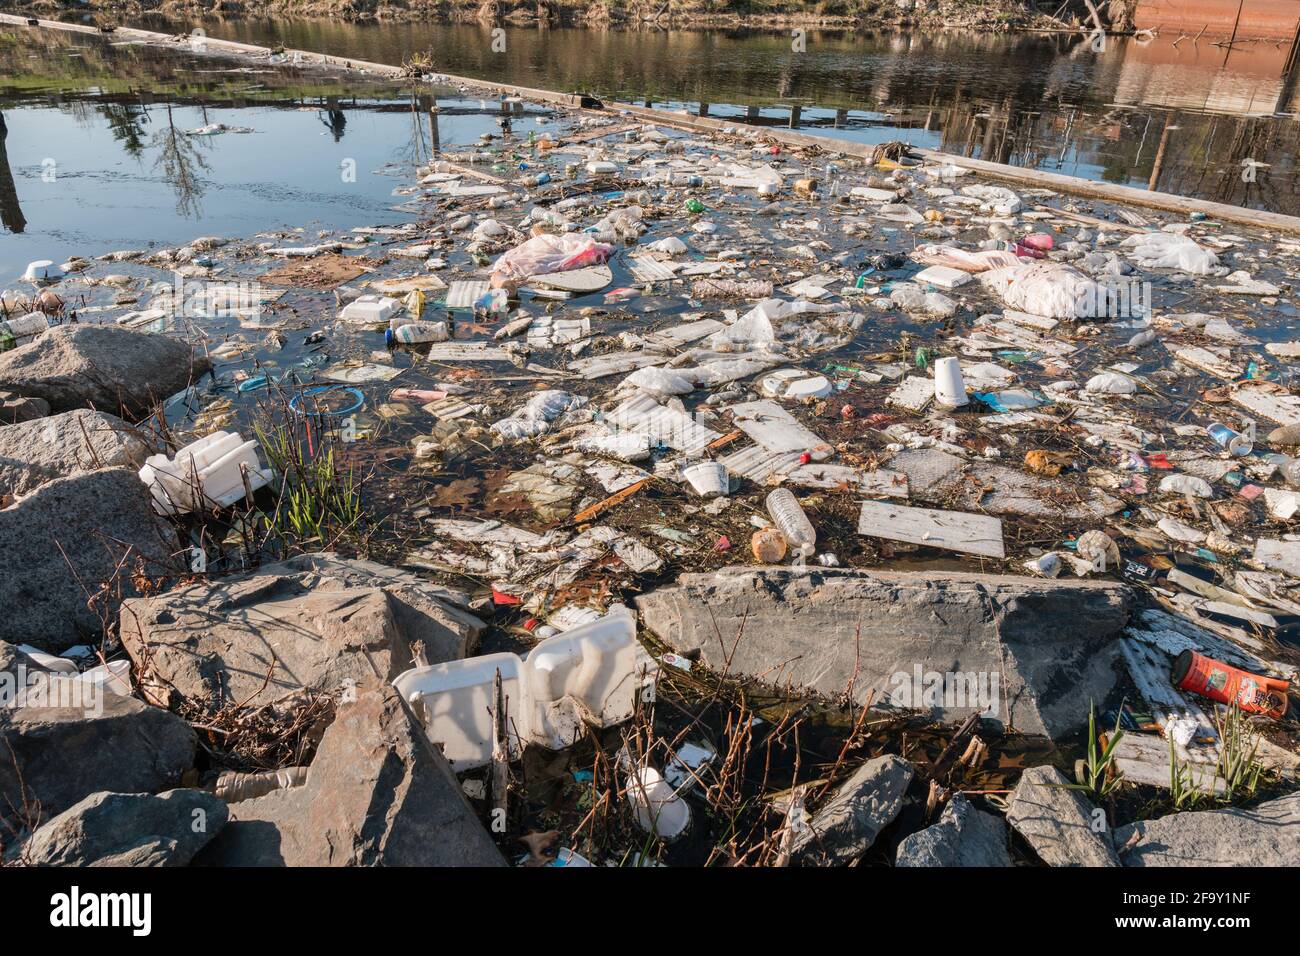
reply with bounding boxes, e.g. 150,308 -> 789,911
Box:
751,527 -> 787,563
1172,650 -> 1288,719
626,765 -> 691,841
386,322 -> 450,346
339,294 -> 398,324
765,488 -> 816,559
682,461 -> 728,498
138,430 -> 274,515
933,356 -> 969,407
392,609 -> 657,770
22,259 -> 63,282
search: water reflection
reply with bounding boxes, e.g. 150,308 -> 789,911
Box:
150,102 -> 211,218
170,18 -> 1300,214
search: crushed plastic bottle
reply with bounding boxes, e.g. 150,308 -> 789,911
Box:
765,488 -> 816,561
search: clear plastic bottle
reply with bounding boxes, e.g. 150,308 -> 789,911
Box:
1275,455 -> 1300,488
765,489 -> 816,560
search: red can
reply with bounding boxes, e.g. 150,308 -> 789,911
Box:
1172,650 -> 1289,719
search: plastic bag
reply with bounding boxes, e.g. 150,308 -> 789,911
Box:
1120,232 -> 1219,275
889,283 -> 957,318
912,244 -> 1021,273
959,184 -> 1022,216
626,366 -> 695,397
978,262 -> 1109,319
646,236 -> 688,255
491,390 -> 588,440
490,234 -> 613,286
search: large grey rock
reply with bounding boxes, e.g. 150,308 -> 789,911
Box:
1006,765 -> 1119,867
0,324 -> 211,419
1113,792 -> 1300,867
119,553 -> 484,715
896,793 -> 1012,867
0,408 -> 150,497
0,467 -> 176,651
0,692 -> 197,824
194,684 -> 505,866
20,789 -> 227,866
792,755 -> 913,866
637,567 -> 1130,739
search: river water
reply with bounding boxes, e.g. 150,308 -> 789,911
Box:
175,19 -> 1300,208
2,19 -> 1299,276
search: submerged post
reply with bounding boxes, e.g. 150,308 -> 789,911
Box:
1148,116 -> 1177,191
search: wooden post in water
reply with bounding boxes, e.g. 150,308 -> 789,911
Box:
788,103 -> 801,128
428,102 -> 441,154
0,110 -> 26,235
697,101 -> 709,117
1148,115 -> 1176,192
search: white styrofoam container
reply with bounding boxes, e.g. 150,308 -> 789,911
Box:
339,294 -> 399,324
139,430 -> 274,515
392,609 -> 657,769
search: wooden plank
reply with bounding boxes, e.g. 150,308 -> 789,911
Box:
856,500 -> 1005,558
572,478 -> 649,524
627,256 -> 679,282
1110,733 -> 1227,795
1173,346 -> 1239,380
422,342 -> 512,362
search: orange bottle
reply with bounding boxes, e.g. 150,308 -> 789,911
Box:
1172,650 -> 1289,719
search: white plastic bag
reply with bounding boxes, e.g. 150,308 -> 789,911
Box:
1120,232 -> 1219,275
490,390 -> 588,440
979,262 -> 1108,319
626,366 -> 695,397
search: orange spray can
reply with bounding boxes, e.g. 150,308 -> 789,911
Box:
1172,650 -> 1289,719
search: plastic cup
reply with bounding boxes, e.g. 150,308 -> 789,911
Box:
682,461 -> 728,497
934,356 -> 969,407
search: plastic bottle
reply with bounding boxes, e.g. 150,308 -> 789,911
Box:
0,312 -> 49,351
1272,455 -> 1300,487
386,322 -> 450,346
765,488 -> 816,560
